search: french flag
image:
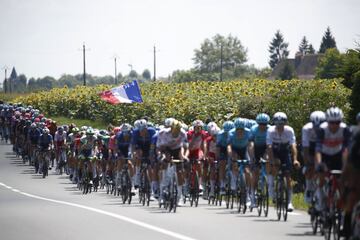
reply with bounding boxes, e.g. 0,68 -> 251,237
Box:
99,80 -> 143,104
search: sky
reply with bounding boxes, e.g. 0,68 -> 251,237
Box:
0,0 -> 359,82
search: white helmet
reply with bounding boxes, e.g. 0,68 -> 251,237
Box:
164,118 -> 175,128
326,107 -> 343,122
192,120 -> 204,128
207,121 -> 218,130
137,119 -> 148,130
121,123 -> 132,132
208,125 -> 220,136
273,112 -> 288,125
310,111 -> 326,126
43,128 -> 50,134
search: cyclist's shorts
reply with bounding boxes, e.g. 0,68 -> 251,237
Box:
218,146 -> 228,161
82,149 -> 92,158
165,147 -> 181,160
322,152 -> 342,171
273,148 -> 292,172
232,146 -> 248,160
135,143 -> 151,158
254,144 -> 267,166
118,146 -> 129,159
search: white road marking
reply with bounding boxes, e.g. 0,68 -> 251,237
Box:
0,182 -> 197,240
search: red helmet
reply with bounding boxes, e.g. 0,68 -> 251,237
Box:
34,118 -> 40,123
38,114 -> 44,119
113,127 -> 121,134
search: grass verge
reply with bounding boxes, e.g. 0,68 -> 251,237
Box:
49,116 -> 109,129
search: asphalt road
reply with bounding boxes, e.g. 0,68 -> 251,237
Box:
0,142 -> 322,240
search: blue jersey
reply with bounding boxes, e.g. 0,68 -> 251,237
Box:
250,125 -> 268,146
216,130 -> 229,148
116,131 -> 132,149
227,128 -> 251,149
28,128 -> 41,144
39,134 -> 53,149
131,127 -> 157,147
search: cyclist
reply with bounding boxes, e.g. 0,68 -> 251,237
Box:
314,107 -> 351,212
156,119 -> 187,205
228,117 -> 254,206
131,119 -> 156,188
204,122 -> 220,198
302,111 -> 326,204
267,112 -> 300,212
28,123 -> 41,165
186,120 -> 208,192
216,121 -> 235,194
38,128 -> 54,173
54,126 -> 67,168
250,113 -> 270,208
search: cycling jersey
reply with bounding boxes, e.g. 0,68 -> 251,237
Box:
80,135 -> 97,150
250,125 -> 268,146
227,128 -> 251,149
54,131 -> 67,147
116,131 -> 132,158
156,128 -> 187,150
316,122 -> 351,156
302,122 -> 318,156
28,128 -> 41,144
266,125 -> 296,170
205,135 -> 217,160
187,130 -> 207,160
108,135 -> 116,151
131,127 -> 157,148
39,134 -> 53,149
216,130 -> 229,148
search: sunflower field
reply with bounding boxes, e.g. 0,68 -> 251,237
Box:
14,79 -> 350,137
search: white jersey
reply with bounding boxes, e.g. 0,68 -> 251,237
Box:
266,125 -> 296,146
156,128 -> 187,150
54,131 -> 67,142
302,122 -> 317,148
316,122 -> 351,156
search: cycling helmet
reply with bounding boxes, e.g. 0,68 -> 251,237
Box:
208,125 -> 220,136
147,121 -> 155,128
137,119 -> 148,130
310,111 -> 326,126
86,128 -> 95,136
31,123 -> 36,128
326,107 -> 343,122
164,118 -> 175,128
207,122 -> 218,130
273,112 -> 288,125
38,114 -> 44,119
63,125 -> 69,132
256,113 -> 270,124
57,126 -> 64,132
81,126 -> 88,131
72,127 -> 80,133
120,123 -> 132,133
113,127 -> 121,134
192,120 -> 204,128
222,121 -> 235,132
133,120 -> 140,129
171,119 -> 182,130
356,112 -> 360,122
234,118 -> 246,129
245,119 -> 257,129
43,128 -> 50,134
25,120 -> 32,126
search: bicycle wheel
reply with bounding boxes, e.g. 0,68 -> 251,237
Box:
194,173 -> 199,207
257,187 -> 263,217
263,181 -> 269,217
282,178 -> 288,222
275,179 -> 282,221
332,209 -> 341,240
311,211 -> 318,235
324,211 -> 332,240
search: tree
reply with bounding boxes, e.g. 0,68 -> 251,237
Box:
269,30 -> 289,69
193,34 -> 247,74
128,70 -> 138,79
142,69 -> 151,80
279,61 -> 295,80
349,71 -> 360,123
319,27 -> 337,53
315,48 -> 343,79
339,49 -> 360,88
308,44 -> 315,54
298,36 -> 309,54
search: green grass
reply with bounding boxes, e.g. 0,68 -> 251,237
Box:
293,192 -> 308,211
49,116 -> 109,129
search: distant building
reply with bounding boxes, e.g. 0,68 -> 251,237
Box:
269,53 -> 324,80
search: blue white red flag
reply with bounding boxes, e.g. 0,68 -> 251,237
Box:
99,80 -> 143,104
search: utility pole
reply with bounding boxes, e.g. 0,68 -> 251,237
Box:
83,43 -> 86,86
220,44 -> 223,81
2,66 -> 9,93
114,57 -> 118,85
153,45 -> 156,81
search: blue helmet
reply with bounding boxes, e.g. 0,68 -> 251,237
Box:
222,121 -> 234,132
256,113 -> 270,124
234,118 -> 246,129
245,119 -> 257,128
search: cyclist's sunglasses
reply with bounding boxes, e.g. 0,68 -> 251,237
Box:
329,121 -> 341,125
